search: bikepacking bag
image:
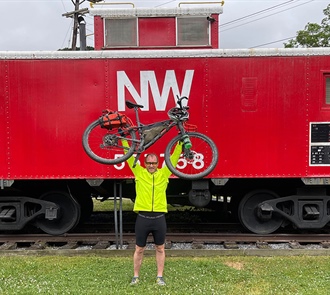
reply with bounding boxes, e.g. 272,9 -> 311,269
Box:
142,124 -> 167,144
100,110 -> 128,129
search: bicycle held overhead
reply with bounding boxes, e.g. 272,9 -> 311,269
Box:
82,96 -> 218,180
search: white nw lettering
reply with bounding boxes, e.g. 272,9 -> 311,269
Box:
117,70 -> 194,111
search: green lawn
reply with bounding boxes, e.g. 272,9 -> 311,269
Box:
93,198 -> 194,212
0,255 -> 329,294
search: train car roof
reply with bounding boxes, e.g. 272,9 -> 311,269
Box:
89,6 -> 223,17
1,48 -> 330,59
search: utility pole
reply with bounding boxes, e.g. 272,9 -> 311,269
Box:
71,0 -> 80,50
62,0 -> 88,50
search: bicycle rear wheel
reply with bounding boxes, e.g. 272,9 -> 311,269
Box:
164,132 -> 218,180
82,119 -> 136,165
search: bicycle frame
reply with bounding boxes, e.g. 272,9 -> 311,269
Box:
83,96 -> 218,178
122,104 -> 188,165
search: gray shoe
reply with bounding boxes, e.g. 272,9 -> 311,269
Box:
130,276 -> 139,285
156,276 -> 166,286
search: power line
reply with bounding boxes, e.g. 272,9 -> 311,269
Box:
249,36 -> 296,48
61,18 -> 73,49
221,0 -> 315,33
232,0 -> 316,48
154,0 -> 177,8
60,0 -> 67,12
221,0 -> 297,27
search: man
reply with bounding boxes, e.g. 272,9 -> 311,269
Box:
123,140 -> 182,286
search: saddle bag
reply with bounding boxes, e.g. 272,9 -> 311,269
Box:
100,110 -> 128,129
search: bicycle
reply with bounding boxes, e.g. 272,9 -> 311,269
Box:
82,96 -> 218,180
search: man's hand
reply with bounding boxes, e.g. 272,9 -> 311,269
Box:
118,128 -> 126,137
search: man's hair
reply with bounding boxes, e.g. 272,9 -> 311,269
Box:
144,153 -> 159,163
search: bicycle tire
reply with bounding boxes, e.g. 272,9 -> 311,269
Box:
82,119 -> 136,165
164,132 -> 218,180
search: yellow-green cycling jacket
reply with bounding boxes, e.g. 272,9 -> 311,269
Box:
123,141 -> 182,213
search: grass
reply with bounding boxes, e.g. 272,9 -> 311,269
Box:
0,255 -> 330,294
93,198 -> 134,211
93,198 -> 194,212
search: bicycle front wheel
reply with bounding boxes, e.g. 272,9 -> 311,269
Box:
164,132 -> 218,180
82,119 -> 136,165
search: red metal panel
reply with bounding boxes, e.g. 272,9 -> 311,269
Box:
5,59 -> 111,179
2,54 -> 330,180
205,56 -> 309,177
0,61 -> 8,178
305,55 -> 330,177
138,17 -> 176,47
94,16 -> 104,50
210,14 -> 219,48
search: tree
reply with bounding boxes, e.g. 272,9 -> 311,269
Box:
284,4 -> 330,48
58,46 -> 94,51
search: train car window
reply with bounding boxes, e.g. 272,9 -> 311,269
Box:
104,18 -> 137,47
326,76 -> 330,105
177,17 -> 210,46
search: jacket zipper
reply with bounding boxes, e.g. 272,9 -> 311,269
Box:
151,174 -> 155,211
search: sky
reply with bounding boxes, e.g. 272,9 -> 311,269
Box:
0,0 -> 328,51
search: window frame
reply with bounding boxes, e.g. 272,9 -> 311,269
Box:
176,16 -> 211,47
104,17 -> 138,48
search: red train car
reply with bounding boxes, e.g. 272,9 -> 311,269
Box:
1,3 -> 330,234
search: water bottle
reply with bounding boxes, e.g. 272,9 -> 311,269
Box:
181,134 -> 192,149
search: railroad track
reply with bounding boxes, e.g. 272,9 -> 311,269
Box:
1,232 -> 330,243
75,222 -> 243,233
0,232 -> 330,255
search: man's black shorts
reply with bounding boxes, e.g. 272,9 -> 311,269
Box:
135,212 -> 166,247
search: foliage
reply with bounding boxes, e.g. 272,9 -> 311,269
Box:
93,198 -> 194,212
93,198 -> 134,211
58,46 -> 94,51
0,255 -> 330,294
284,4 -> 330,48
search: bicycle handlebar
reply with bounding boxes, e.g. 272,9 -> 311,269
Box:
176,95 -> 188,109
167,96 -> 190,122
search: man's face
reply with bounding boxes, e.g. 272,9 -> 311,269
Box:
145,155 -> 159,174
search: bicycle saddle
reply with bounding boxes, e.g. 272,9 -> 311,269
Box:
126,100 -> 144,109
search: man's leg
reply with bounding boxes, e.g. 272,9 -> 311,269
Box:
153,215 -> 167,278
133,215 -> 149,279
133,245 -> 146,277
155,244 -> 165,277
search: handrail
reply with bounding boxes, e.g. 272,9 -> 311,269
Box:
89,1 -> 135,8
90,1 -> 223,9
178,1 -> 225,7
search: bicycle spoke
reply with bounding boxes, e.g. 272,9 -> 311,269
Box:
82,120 -> 136,165
89,128 -> 122,158
165,132 -> 218,180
